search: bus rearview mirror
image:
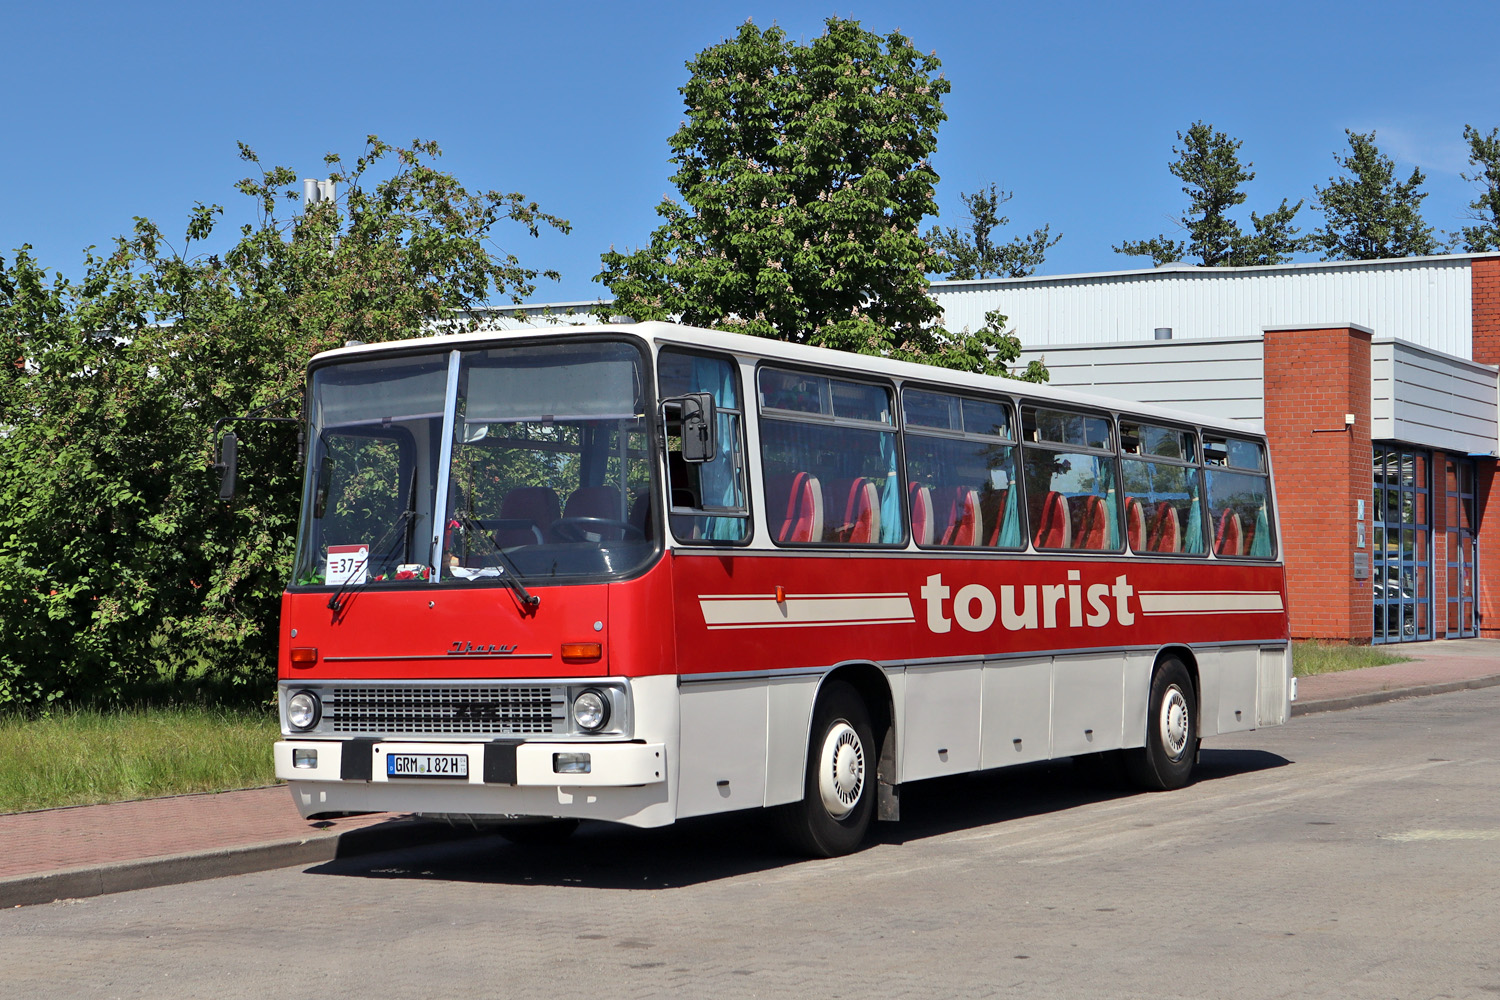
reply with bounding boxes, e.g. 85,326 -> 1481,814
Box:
677,393 -> 717,463
216,432 -> 238,500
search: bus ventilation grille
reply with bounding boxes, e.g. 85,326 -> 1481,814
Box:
327,685 -> 566,736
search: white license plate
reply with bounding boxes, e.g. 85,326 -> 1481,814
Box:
386,753 -> 469,778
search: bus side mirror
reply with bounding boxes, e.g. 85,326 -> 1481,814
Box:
216,432 -> 238,500
677,393 -> 717,463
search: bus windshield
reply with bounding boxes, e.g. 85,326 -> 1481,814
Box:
292,339 -> 658,589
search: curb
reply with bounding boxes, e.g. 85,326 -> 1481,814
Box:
0,817 -> 480,909
1290,672 -> 1500,717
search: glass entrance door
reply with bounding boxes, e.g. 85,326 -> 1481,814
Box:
1372,446 -> 1432,643
1445,458 -> 1477,638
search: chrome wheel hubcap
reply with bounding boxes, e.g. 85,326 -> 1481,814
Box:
818,722 -> 865,819
1160,685 -> 1190,760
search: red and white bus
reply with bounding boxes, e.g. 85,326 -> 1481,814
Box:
271,321 -> 1292,856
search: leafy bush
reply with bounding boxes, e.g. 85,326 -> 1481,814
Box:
0,138 -> 566,712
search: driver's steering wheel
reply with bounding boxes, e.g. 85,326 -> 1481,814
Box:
549,517 -> 645,543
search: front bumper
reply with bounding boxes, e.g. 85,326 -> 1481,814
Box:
274,738 -> 673,829
275,738 -> 665,787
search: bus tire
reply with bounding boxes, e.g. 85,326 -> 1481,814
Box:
774,681 -> 876,858
1126,658 -> 1198,791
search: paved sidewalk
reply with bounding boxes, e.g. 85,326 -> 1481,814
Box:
0,787 -> 469,908
1291,636 -> 1500,714
4,638 -> 1498,908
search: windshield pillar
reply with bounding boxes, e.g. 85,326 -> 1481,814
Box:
430,350 -> 463,582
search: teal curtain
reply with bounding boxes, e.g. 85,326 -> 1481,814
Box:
998,481 -> 1023,548
1183,474 -> 1206,554
690,356 -> 744,541
1103,466 -> 1120,550
878,431 -> 902,543
1250,503 -> 1271,557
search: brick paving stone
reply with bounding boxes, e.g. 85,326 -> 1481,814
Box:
0,786 -> 392,879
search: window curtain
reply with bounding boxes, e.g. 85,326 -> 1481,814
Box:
878,431 -> 902,543
691,356 -> 743,541
998,479 -> 1023,548
1183,474 -> 1206,554
1250,502 -> 1271,557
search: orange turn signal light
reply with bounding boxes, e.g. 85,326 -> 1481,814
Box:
561,642 -> 602,662
289,647 -> 319,667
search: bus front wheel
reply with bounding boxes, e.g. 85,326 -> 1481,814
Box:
774,681 -> 876,858
1126,658 -> 1198,791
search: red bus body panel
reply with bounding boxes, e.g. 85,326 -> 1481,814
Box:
282,551 -> 1287,682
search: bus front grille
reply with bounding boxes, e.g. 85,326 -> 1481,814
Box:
326,685 -> 566,736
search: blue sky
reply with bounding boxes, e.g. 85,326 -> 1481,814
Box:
3,1 -> 1497,305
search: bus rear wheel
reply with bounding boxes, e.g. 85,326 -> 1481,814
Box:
774,681 -> 876,858
1126,658 -> 1198,791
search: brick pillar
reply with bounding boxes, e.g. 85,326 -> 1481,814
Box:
1467,258 -> 1500,638
1263,325 -> 1373,641
1473,256 -> 1500,366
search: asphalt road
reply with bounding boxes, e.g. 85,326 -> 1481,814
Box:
4,688 -> 1499,1000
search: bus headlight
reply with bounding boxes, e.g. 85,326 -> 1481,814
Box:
287,690 -> 322,731
571,689 -> 609,732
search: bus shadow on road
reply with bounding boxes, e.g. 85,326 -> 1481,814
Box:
304,748 -> 1290,890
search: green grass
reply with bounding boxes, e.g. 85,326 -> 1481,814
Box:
0,706 -> 281,814
1293,640 -> 1412,677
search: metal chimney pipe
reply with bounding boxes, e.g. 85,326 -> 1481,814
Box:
1154,327 -> 1173,340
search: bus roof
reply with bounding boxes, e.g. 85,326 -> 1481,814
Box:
310,321 -> 1268,437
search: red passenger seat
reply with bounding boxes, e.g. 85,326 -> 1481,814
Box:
909,484 -> 935,546
835,477 -> 881,544
1149,501 -> 1180,553
1125,497 -> 1148,552
768,472 -> 824,543
1215,508 -> 1243,556
940,487 -> 980,546
491,486 -> 561,547
1072,495 -> 1108,550
1034,491 -> 1072,549
560,485 -> 626,540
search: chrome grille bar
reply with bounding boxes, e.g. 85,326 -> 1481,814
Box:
326,684 -> 566,737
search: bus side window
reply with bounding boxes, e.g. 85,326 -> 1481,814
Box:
759,367 -> 903,547
1120,420 -> 1205,556
1202,434 -> 1275,558
659,350 -> 750,544
1020,406 -> 1122,553
902,387 -> 1023,550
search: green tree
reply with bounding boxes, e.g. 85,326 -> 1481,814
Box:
1310,129 -> 1437,260
1456,125 -> 1500,252
596,17 -> 1043,380
0,138 -> 567,712
924,184 -> 1060,279
1114,121 -> 1306,267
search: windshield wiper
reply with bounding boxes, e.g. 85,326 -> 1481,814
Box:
451,512 -> 540,611
327,508 -> 418,613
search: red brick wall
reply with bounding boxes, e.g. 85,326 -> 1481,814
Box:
1264,326 -> 1372,641
1466,259 -> 1500,638
1473,256 -> 1500,367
